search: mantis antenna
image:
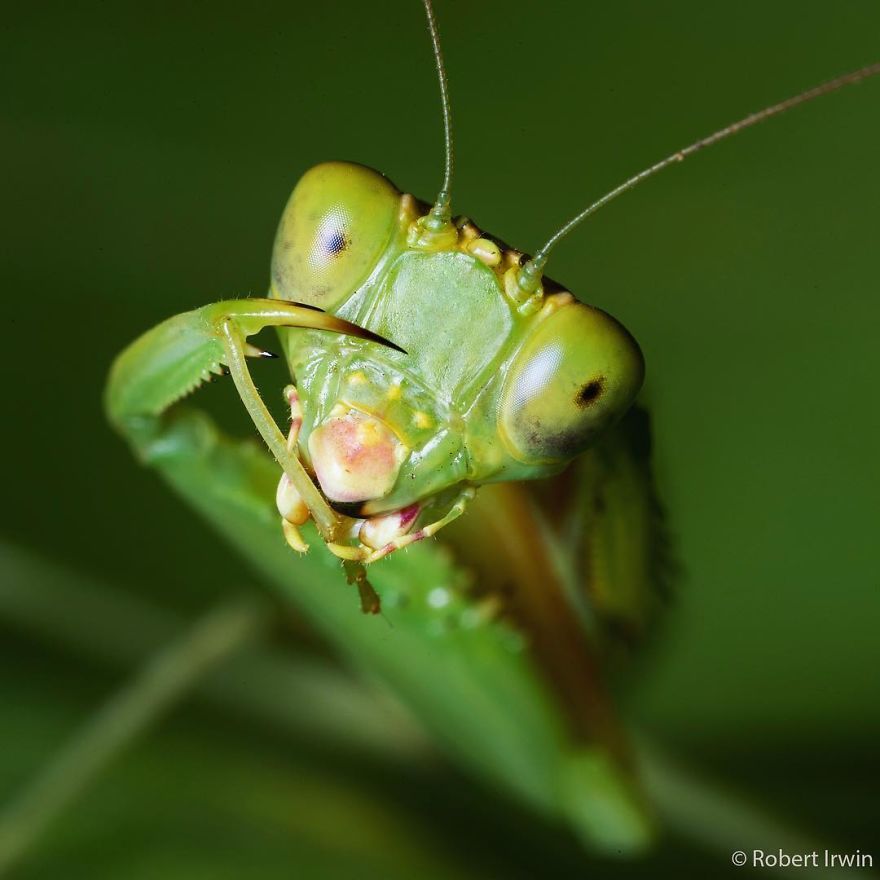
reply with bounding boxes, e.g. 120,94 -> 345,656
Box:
421,0 -> 455,229
517,61 -> 880,294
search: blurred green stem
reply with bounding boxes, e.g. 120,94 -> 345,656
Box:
0,542 -> 425,757
0,595 -> 265,876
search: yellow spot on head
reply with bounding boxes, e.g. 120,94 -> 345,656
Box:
467,237 -> 502,268
412,411 -> 432,429
386,383 -> 402,401
347,371 -> 367,386
356,420 -> 385,447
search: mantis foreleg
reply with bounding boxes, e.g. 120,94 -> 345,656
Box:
106,298 -> 400,544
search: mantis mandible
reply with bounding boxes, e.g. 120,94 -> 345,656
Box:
104,0 -> 880,852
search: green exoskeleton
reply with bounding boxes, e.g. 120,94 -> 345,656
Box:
104,0 -> 880,853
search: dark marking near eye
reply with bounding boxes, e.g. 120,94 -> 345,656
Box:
525,425 -> 586,460
323,229 -> 349,257
576,378 -> 605,408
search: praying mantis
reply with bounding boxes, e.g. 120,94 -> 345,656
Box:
103,0 -> 880,854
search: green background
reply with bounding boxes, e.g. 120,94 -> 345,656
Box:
2,0 -> 878,875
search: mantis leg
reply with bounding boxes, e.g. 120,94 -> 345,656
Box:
327,488 -> 476,563
276,385 -> 311,553
216,317 -> 339,540
106,298 -> 400,544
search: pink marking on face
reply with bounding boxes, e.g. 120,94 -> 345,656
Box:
397,504 -> 421,529
308,409 -> 407,503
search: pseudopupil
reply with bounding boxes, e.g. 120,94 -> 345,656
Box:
576,378 -> 604,407
323,229 -> 348,257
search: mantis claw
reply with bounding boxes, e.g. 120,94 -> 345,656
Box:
107,296 -> 415,607
200,299 -> 405,354
106,298 -> 402,429
107,298 -> 403,545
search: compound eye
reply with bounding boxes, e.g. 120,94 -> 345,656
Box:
270,162 -> 400,310
499,302 -> 645,464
